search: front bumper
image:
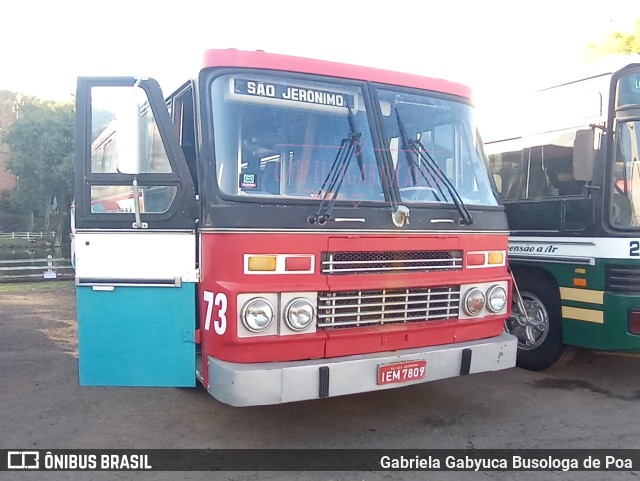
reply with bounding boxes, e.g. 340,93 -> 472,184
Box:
206,332 -> 517,406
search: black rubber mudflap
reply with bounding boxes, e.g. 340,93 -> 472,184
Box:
319,366 -> 330,398
460,348 -> 472,376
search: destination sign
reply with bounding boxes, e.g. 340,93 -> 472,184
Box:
234,78 -> 354,108
618,71 -> 640,107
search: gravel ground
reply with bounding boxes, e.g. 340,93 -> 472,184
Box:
2,281 -> 640,480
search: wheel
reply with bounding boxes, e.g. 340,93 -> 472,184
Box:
507,274 -> 568,371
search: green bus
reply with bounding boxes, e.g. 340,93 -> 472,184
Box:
485,57 -> 640,370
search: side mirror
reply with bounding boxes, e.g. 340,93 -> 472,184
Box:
115,87 -> 142,175
573,129 -> 596,182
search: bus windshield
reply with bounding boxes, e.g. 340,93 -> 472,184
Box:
610,69 -> 640,228
378,89 -> 498,207
211,74 -> 384,203
611,119 -> 640,228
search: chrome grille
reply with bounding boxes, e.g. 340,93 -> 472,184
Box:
317,286 -> 460,328
321,250 -> 463,274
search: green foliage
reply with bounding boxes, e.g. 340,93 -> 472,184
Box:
2,98 -> 74,239
587,18 -> 640,58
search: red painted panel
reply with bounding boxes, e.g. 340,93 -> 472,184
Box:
324,321 -> 457,358
198,233 -> 329,372
454,317 -> 506,343
202,49 -> 473,100
212,332 -> 327,363
197,231 -> 510,382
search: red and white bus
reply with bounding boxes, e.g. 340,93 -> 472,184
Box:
73,49 -> 516,406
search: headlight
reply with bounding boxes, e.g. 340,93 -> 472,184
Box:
463,288 -> 486,316
241,298 -> 274,332
285,298 -> 315,331
486,285 -> 507,313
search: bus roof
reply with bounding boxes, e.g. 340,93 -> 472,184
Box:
483,56 -> 640,143
202,49 -> 473,100
536,55 -> 640,91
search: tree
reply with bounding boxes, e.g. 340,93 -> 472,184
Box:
587,18 -> 640,59
0,90 -> 18,130
2,98 -> 74,246
0,91 -> 18,196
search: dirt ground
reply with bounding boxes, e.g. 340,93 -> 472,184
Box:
2,281 -> 640,481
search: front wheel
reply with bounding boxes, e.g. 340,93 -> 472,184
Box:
507,276 -> 569,371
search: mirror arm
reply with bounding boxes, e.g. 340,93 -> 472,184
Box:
132,176 -> 143,229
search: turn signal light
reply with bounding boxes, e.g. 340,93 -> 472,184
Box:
467,250 -> 505,268
247,256 -> 277,272
488,251 -> 505,265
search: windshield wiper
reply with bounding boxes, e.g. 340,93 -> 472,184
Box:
395,110 -> 443,202
308,106 -> 365,225
395,109 -> 473,226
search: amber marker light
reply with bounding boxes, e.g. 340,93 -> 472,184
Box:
247,256 -> 277,272
573,278 -> 587,287
488,251 -> 505,265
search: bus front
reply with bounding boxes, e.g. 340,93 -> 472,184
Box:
196,50 -> 516,406
482,59 -> 640,371
603,65 -> 640,345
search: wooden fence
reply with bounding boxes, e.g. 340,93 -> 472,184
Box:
0,255 -> 74,282
0,231 -> 56,240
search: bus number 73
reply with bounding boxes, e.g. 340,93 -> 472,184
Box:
203,291 -> 228,335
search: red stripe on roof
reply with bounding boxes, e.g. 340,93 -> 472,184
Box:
202,49 -> 472,100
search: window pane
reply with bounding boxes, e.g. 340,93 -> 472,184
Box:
610,120 -> 640,227
379,90 -> 498,207
90,185 -> 176,214
616,70 -> 640,108
524,146 -> 549,198
523,131 -> 586,199
90,86 -> 172,174
211,74 -> 383,202
489,151 -> 522,200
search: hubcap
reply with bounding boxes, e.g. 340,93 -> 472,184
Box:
506,291 -> 549,350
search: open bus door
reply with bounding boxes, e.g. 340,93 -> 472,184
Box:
74,77 -> 198,387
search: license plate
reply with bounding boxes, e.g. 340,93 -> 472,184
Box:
377,360 -> 427,385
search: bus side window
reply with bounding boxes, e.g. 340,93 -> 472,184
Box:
491,150 -> 523,201
544,138 -> 586,196
519,131 -> 588,200
524,146 -> 553,199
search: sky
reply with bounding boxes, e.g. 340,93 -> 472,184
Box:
1,0 -> 639,124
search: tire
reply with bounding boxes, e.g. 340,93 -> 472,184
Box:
507,274 -> 567,371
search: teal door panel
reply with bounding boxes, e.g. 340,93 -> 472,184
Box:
77,283 -> 196,387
